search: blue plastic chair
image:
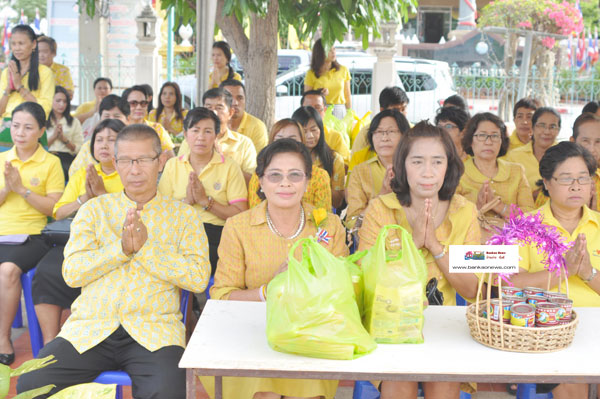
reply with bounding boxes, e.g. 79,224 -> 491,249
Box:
93,289 -> 190,399
11,268 -> 44,357
516,384 -> 553,399
205,275 -> 215,300
353,381 -> 472,398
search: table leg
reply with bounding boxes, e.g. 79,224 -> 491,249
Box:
186,368 -> 196,399
215,376 -> 223,399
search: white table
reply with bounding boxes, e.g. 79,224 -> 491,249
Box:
179,300 -> 600,399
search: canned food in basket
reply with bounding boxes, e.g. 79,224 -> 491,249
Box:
523,287 -> 545,296
501,286 -> 523,297
543,290 -> 567,300
503,295 -> 526,304
526,295 -> 549,308
510,303 -> 535,327
488,299 -> 512,323
550,297 -> 573,321
535,302 -> 561,326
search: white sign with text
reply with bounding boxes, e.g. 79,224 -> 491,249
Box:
449,245 -> 519,273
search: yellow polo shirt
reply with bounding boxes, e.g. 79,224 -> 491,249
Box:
237,112 -> 268,153
324,126 -> 350,165
456,158 -> 535,216
0,145 -> 64,235
518,202 -> 600,306
0,64 -> 55,118
504,141 -> 541,191
73,100 -> 96,118
53,163 -> 123,218
50,62 -> 74,93
178,128 -> 257,175
305,66 -> 351,105
158,151 -> 247,226
59,191 -> 210,353
508,129 -> 529,152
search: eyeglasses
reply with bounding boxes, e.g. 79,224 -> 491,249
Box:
535,123 -> 560,132
373,129 -> 401,137
551,176 -> 593,186
473,133 -> 502,142
115,155 -> 159,168
438,123 -> 458,131
128,100 -> 149,108
264,171 -> 306,183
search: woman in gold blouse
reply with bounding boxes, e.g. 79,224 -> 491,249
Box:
345,109 -> 409,229
457,113 -> 534,224
208,138 -> 348,399
358,121 -> 480,399
247,118 -> 332,210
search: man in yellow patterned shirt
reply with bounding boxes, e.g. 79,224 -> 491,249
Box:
17,124 -> 210,399
37,36 -> 74,99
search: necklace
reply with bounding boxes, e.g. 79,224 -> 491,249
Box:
266,206 -> 305,240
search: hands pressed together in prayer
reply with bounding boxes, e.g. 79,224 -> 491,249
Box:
407,198 -> 443,255
121,205 -> 148,256
184,171 -> 210,208
477,181 -> 506,216
3,161 -> 26,196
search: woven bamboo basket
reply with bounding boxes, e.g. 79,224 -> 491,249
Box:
466,270 -> 579,353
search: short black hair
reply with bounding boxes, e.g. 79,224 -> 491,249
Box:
220,79 -> 245,96
202,88 -> 233,108
90,119 -> 126,162
582,101 -> 600,115
391,121 -> 464,207
115,124 -> 161,158
367,109 -> 410,151
462,112 -> 509,157
572,112 -> 600,140
122,85 -> 148,101
184,107 -> 221,134
99,94 -> 130,117
379,86 -> 409,109
12,102 -> 46,129
255,138 -> 312,200
532,107 -> 561,128
537,141 -> 597,196
513,97 -> 540,118
434,106 -> 470,131
301,89 -> 326,107
443,95 -> 468,114
93,77 -> 113,89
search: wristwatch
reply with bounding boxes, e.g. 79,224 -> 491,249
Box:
584,268 -> 598,283
22,189 -> 31,199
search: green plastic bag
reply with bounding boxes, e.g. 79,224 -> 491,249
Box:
362,225 -> 428,344
344,250 -> 368,318
323,106 -> 349,146
266,237 -> 376,360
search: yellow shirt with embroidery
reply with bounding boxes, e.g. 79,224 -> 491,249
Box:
0,64 -> 55,118
457,158 -> 535,216
158,151 -> 247,226
236,111 -> 268,153
508,129 -> 529,151
247,165 -> 332,210
53,163 -> 123,218
518,202 -> 600,307
534,170 -> 600,211
73,100 -> 96,118
147,108 -> 188,135
345,156 -> 386,229
209,70 -> 242,89
59,191 -> 211,353
50,62 -> 74,93
305,66 -> 351,105
0,145 -> 64,235
504,141 -> 542,191
358,193 -> 481,305
315,152 -> 345,192
324,126 -> 350,165
178,128 -> 257,175
68,120 -> 174,177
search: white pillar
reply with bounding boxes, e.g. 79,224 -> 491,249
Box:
196,0 -> 217,106
457,0 -> 477,30
135,5 -> 162,94
370,22 -> 399,114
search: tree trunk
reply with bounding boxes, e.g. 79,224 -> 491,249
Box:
215,0 -> 279,129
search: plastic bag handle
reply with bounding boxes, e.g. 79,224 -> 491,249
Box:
286,237 -> 331,279
375,224 -> 412,262
346,249 -> 368,264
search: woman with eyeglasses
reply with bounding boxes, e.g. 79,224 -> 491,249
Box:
247,118 -> 332,210
457,113 -> 534,223
345,109 -> 409,230
358,121 -> 480,399
509,141 -> 600,399
159,107 -> 248,274
506,107 -> 560,198
434,106 -> 470,162
205,138 -> 348,399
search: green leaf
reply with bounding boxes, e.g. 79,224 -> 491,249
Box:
48,383 -> 116,398
11,356 -> 56,378
13,385 -> 55,399
341,0 -> 353,14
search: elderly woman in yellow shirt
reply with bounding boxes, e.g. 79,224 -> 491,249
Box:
358,121 -> 480,399
32,119 -> 126,345
159,107 -> 248,274
0,102 -> 65,365
457,113 -> 534,235
248,118 -> 332,210
345,109 -> 410,230
205,138 -> 348,399
509,142 -> 599,399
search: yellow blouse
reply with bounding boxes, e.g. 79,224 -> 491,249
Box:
518,202 -> 600,306
324,126 -> 350,165
345,156 -> 386,229
358,193 -> 481,305
508,129 -> 528,151
0,64 -> 55,118
456,158 -> 535,216
50,62 -> 74,93
247,165 -> 332,210
305,65 -> 351,105
315,152 -> 345,191
209,70 -> 242,89
147,108 -> 188,135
